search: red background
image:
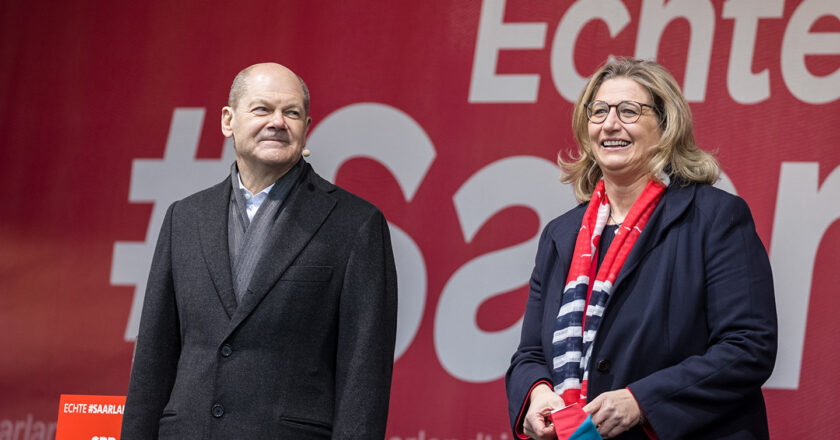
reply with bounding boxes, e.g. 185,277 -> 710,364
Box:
1,1 -> 838,438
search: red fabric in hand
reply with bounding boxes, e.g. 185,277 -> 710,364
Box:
551,403 -> 588,439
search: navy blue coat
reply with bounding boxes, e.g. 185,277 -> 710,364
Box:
506,182 -> 777,439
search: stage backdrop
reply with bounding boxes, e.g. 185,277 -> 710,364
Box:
2,0 -> 839,438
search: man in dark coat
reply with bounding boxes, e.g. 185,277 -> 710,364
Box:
121,62 -> 398,439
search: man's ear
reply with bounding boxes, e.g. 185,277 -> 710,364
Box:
304,115 -> 312,136
221,106 -> 234,138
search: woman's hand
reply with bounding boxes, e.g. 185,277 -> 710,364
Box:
583,389 -> 642,438
523,383 -> 564,439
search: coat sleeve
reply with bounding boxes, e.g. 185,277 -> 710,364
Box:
331,209 -> 398,439
505,225 -> 561,438
627,195 -> 778,438
121,203 -> 181,440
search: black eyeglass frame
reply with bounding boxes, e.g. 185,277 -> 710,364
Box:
585,100 -> 658,124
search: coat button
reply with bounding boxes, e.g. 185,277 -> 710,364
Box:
220,344 -> 232,357
596,359 -> 611,372
212,404 -> 224,418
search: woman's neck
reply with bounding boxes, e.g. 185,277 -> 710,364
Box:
603,175 -> 649,223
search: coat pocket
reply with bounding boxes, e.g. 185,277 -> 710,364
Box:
157,409 -> 179,437
279,416 -> 332,438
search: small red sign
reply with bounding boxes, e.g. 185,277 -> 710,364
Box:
56,395 -> 125,440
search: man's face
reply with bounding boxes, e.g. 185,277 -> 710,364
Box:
221,65 -> 311,178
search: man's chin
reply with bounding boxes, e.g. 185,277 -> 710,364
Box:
261,154 -> 301,167
236,151 -> 298,167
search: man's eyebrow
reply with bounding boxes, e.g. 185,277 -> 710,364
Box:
247,98 -> 272,106
246,98 -> 303,108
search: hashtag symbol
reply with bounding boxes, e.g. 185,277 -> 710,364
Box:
110,108 -> 235,341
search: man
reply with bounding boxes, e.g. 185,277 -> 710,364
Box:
121,63 -> 398,439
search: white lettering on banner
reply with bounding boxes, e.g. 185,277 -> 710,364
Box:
635,0 -> 715,101
0,414 -> 56,440
111,109 -> 236,341
765,163 -> 840,389
469,0 -> 547,102
86,404 -> 124,415
63,403 -> 87,414
471,0 -> 840,104
722,0 -> 784,104
306,103 -> 436,360
115,105 -> 823,385
715,170 -> 737,196
550,0 -> 631,102
435,157 -> 572,382
781,0 -> 840,104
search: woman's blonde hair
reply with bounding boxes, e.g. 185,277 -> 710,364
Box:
560,58 -> 720,201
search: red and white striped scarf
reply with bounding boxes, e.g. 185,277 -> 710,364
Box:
551,177 -> 667,406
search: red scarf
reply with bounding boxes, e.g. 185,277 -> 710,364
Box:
551,177 -> 667,406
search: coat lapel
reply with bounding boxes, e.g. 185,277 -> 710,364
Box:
547,206 -> 587,323
198,179 -> 238,318
227,163 -> 337,333
610,182 -> 697,293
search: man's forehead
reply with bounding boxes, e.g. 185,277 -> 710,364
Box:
243,72 -> 304,101
242,93 -> 305,107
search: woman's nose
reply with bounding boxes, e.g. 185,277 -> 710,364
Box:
602,108 -> 622,131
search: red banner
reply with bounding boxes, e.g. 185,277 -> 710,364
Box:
1,1 -> 839,439
55,395 -> 125,440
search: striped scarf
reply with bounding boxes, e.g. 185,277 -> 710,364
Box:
551,177 -> 667,406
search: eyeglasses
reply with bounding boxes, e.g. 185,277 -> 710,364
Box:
586,100 -> 657,124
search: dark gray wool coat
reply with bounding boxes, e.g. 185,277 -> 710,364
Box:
122,161 -> 398,439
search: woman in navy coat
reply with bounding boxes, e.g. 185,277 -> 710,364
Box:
506,58 -> 777,439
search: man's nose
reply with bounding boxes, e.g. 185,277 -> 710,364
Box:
268,111 -> 287,129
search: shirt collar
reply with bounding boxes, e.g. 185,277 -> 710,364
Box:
237,172 -> 275,199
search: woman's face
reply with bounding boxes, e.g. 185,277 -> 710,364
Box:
587,77 -> 662,186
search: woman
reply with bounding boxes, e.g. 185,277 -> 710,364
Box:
506,58 -> 777,439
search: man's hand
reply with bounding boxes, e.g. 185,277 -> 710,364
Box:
582,389 -> 641,439
523,384 -> 564,439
